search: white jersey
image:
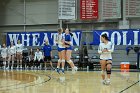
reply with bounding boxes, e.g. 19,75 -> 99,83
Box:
56,33 -> 65,48
98,41 -> 114,60
8,46 -> 16,55
16,44 -> 23,53
34,51 -> 43,61
1,47 -> 8,57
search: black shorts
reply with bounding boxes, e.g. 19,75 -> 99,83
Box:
44,56 -> 51,61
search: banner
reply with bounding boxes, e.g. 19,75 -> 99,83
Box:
58,0 -> 76,20
7,30 -> 82,46
93,29 -> 140,45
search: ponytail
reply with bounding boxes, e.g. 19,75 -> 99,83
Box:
101,33 -> 109,41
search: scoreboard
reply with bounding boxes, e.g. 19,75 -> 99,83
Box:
125,0 -> 140,17
102,0 -> 121,19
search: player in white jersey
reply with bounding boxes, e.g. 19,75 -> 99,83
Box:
7,41 -> 16,69
56,28 -> 66,74
34,48 -> 43,69
16,40 -> 24,69
98,33 -> 114,85
1,43 -> 8,69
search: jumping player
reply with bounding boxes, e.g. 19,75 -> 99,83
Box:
1,43 -> 8,70
7,41 -> 16,69
64,28 -> 78,72
98,33 -> 114,85
56,28 -> 66,74
16,40 -> 24,69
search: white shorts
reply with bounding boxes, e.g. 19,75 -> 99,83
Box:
17,52 -> 22,55
8,53 -> 15,56
2,54 -> 7,58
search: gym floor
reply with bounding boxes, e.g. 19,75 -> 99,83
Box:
0,69 -> 139,93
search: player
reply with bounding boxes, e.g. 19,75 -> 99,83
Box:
64,28 -> 78,72
7,41 -> 16,69
43,40 -> 54,70
56,28 -> 66,74
34,48 -> 43,69
1,43 -> 8,70
16,40 -> 24,69
98,33 -> 114,85
28,48 -> 34,69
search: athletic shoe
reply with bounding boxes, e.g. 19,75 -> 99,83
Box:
44,66 -> 47,70
106,79 -> 111,85
72,66 -> 78,72
61,69 -> 65,74
11,66 -> 13,70
6,67 -> 9,70
34,66 -> 37,70
38,66 -> 40,69
56,68 -> 60,74
31,66 -> 33,70
74,66 -> 78,71
20,66 -> 22,69
16,66 -> 19,69
26,66 -> 29,69
102,80 -> 107,85
3,66 -> 6,70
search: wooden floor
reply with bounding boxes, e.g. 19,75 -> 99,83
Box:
0,69 -> 139,93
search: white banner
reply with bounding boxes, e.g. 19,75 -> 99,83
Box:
58,0 -> 76,20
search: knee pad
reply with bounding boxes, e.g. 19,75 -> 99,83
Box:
67,60 -> 73,64
101,70 -> 105,75
106,62 -> 112,68
61,59 -> 65,63
106,69 -> 111,74
58,59 -> 62,63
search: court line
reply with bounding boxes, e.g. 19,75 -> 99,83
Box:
119,80 -> 139,93
0,71 -> 30,88
0,71 -> 52,91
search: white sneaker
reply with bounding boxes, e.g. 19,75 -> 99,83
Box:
11,66 -> 13,70
38,66 -> 40,69
102,80 -> 107,85
3,66 -> 6,70
16,66 -> 19,69
72,66 -> 78,71
74,66 -> 78,71
34,66 -> 37,69
20,66 -> 22,69
6,67 -> 9,70
45,67 -> 47,70
31,66 -> 33,70
25,66 -> 28,69
106,79 -> 111,85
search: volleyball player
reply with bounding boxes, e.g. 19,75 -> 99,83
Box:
7,41 -> 16,69
34,48 -> 43,69
64,28 -> 78,72
1,43 -> 8,70
43,40 -> 54,70
98,33 -> 114,85
56,28 -> 66,74
28,48 -> 34,69
16,40 -> 24,69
